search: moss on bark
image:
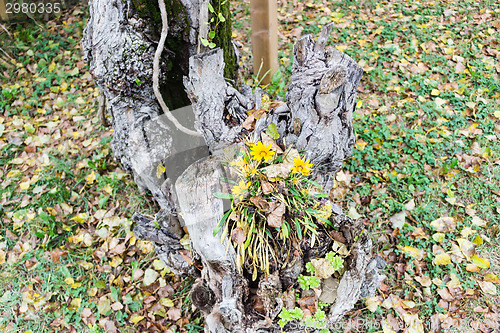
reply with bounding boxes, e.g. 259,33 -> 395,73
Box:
211,0 -> 238,82
129,0 -> 237,107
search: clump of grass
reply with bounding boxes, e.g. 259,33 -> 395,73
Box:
214,127 -> 334,279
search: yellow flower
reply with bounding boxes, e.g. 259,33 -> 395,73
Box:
232,180 -> 250,200
244,165 -> 258,178
291,156 -> 313,176
230,156 -> 248,170
250,141 -> 275,162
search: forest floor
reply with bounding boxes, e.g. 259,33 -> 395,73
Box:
0,0 -> 499,332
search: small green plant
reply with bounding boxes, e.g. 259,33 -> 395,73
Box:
297,274 -> 321,290
303,309 -> 327,329
278,306 -> 328,330
200,0 -> 228,48
278,307 -> 303,328
305,261 -> 316,275
325,252 -> 345,272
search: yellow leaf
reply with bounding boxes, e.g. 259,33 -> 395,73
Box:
382,319 -> 397,333
484,273 -> 500,283
85,171 -> 96,184
356,139 -> 368,151
471,255 -> 489,269
399,246 -> 425,260
19,181 -> 31,190
431,89 -> 441,96
446,273 -> 461,289
153,259 -> 166,271
156,163 -> 166,178
130,314 -> 144,324
48,62 -> 56,72
432,233 -> 445,243
472,235 -> 483,246
434,253 -> 451,265
69,297 -> 81,311
484,273 -> 500,284
336,45 -> 348,52
160,298 -> 175,307
109,256 -> 123,268
70,213 -> 88,223
64,277 -> 75,285
494,110 -> 500,119
78,262 -> 94,270
103,184 -> 112,195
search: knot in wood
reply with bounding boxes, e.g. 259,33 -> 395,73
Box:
319,67 -> 347,94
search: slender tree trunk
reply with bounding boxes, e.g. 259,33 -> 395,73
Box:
250,0 -> 278,84
0,0 -> 9,21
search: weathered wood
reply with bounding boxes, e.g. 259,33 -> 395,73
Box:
82,0 -> 235,275
177,25 -> 383,332
84,4 -> 384,330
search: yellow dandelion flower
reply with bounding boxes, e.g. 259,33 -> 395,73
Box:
230,156 -> 248,170
232,180 -> 250,200
291,156 -> 313,176
249,141 -> 275,162
243,165 -> 258,178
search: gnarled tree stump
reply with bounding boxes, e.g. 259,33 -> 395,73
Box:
83,0 -> 385,328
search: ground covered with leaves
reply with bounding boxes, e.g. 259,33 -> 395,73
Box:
1,0 -> 499,332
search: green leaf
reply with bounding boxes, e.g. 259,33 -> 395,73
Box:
95,280 -> 106,288
219,177 -> 237,185
266,122 -> 280,139
213,192 -> 233,199
209,42 -> 216,49
208,2 -> 214,13
218,13 -> 226,22
294,217 -> 303,240
200,37 -> 209,47
213,209 -> 232,236
281,221 -> 290,238
208,31 -> 216,39
305,262 -> 316,274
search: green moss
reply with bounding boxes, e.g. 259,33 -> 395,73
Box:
211,0 -> 238,82
129,0 -> 236,107
130,0 -> 162,33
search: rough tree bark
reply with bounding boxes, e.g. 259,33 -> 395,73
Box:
83,0 -> 385,329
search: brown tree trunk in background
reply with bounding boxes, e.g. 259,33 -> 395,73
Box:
0,0 -> 10,21
250,0 -> 278,85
